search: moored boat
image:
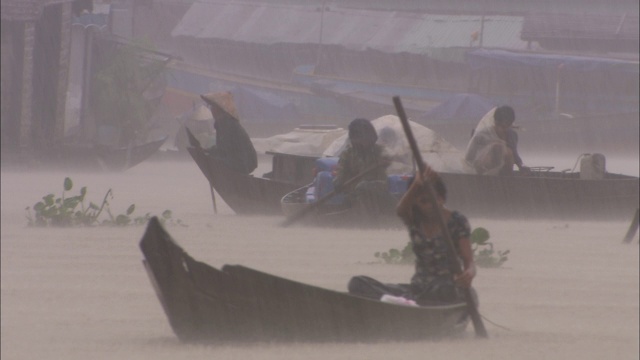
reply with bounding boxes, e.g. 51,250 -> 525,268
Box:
139,217 -> 470,343
188,144 -> 302,215
282,156 -> 639,224
188,112 -> 638,222
45,136 -> 168,171
187,124 -> 345,215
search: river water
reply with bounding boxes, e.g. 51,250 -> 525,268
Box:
1,156 -> 638,360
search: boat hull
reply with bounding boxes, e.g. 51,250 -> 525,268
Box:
281,170 -> 639,223
188,134 -> 638,221
139,217 -> 469,343
187,146 -> 300,214
440,171 -> 639,220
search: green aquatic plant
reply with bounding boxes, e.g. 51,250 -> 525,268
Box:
374,242 -> 414,265
470,227 -> 509,268
25,177 -> 185,227
374,227 -> 509,268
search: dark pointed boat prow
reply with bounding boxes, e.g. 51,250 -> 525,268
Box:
139,217 -> 470,343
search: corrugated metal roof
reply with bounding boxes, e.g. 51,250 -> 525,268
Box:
522,12 -> 639,41
172,1 -> 528,54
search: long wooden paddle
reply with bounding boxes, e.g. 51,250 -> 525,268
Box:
622,208 -> 639,243
393,96 -> 489,338
185,127 -> 218,214
280,162 -> 387,228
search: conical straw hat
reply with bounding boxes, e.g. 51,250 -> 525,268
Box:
200,91 -> 239,120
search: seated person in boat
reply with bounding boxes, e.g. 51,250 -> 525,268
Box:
464,105 -> 528,176
200,92 -> 258,174
348,165 -> 477,305
333,118 -> 394,219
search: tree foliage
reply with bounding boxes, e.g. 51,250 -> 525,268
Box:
91,40 -> 168,146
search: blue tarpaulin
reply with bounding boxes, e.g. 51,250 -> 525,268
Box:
465,49 -> 639,114
420,93 -> 496,124
466,49 -> 639,73
231,86 -> 300,123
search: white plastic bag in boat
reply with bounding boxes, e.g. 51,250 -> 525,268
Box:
380,294 -> 418,307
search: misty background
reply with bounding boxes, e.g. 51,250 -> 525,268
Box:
1,0 -> 638,170
1,1 -> 639,359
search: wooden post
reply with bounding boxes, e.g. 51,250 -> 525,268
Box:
555,63 -> 564,115
185,127 -> 218,214
479,15 -> 485,48
80,26 -> 93,141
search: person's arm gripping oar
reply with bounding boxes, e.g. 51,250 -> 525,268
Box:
393,96 -> 489,339
280,162 -> 387,228
186,127 -> 218,214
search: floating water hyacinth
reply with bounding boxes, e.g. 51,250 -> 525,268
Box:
374,227 -> 509,268
25,177 -> 186,228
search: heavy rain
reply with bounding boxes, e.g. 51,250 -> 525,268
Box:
1,0 -> 638,359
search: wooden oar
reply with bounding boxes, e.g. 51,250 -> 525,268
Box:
185,127 -> 218,214
280,162 -> 387,228
393,96 -> 489,339
622,208 -> 639,243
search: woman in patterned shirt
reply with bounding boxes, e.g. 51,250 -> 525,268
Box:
348,164 -> 476,305
396,164 -> 476,305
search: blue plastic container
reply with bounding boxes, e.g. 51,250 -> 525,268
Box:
312,171 -> 345,204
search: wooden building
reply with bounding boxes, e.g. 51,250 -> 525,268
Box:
1,0 -> 81,156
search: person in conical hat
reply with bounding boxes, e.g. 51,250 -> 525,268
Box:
198,91 -> 257,174
200,91 -> 239,120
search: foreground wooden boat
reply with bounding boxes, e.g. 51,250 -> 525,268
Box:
139,217 -> 469,343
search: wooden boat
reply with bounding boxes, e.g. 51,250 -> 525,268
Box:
139,217 -> 470,343
282,158 -> 640,223
187,144 -> 308,215
46,136 -> 168,171
439,168 -> 639,220
187,109 -> 638,222
190,134 -> 638,221
186,124 -> 339,215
